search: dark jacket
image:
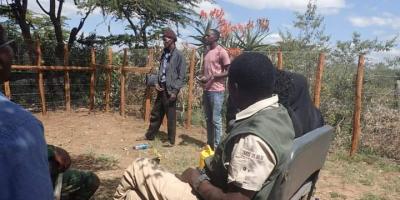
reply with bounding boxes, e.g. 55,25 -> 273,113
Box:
158,48 -> 186,95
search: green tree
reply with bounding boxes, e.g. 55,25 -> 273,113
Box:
36,0 -> 94,61
1,0 -> 36,63
278,0 -> 330,77
80,0 -> 201,48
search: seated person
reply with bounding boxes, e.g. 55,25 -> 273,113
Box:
0,24 -> 53,200
48,145 -> 100,200
273,70 -> 324,137
227,69 -> 324,137
113,52 -> 295,200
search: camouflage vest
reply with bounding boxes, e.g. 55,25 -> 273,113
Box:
204,105 -> 294,199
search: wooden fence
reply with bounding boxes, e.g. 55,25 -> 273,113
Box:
5,44 -> 374,155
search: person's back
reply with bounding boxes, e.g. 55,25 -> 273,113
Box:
0,94 -> 53,200
0,24 -> 53,200
282,71 -> 324,137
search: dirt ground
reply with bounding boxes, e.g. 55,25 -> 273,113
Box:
36,111 -> 399,200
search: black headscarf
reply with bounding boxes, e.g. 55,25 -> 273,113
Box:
275,71 -> 324,137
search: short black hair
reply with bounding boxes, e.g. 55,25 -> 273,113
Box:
229,52 -> 276,100
209,29 -> 220,40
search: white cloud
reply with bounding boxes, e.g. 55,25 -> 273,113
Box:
262,33 -> 282,45
223,0 -> 346,14
369,47 -> 400,64
193,1 -> 231,19
194,1 -> 222,13
349,15 -> 400,30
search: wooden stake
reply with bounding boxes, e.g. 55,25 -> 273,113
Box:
396,80 -> 400,108
186,49 -> 196,129
144,87 -> 152,123
105,48 -> 112,112
64,44 -> 71,111
4,81 -> 11,99
350,55 -> 365,156
36,39 -> 46,115
144,49 -> 154,123
277,49 -> 283,70
313,53 -> 325,108
120,48 -> 127,117
89,48 -> 96,112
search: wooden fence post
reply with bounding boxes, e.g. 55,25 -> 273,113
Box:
89,48 -> 96,112
105,48 -> 112,112
350,55 -> 365,156
64,44 -> 71,111
4,81 -> 11,99
277,49 -> 283,70
144,49 -> 154,123
313,52 -> 325,108
185,49 -> 196,129
120,48 -> 127,117
36,39 -> 46,115
395,80 -> 400,108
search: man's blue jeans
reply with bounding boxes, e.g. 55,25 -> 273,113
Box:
203,91 -> 224,149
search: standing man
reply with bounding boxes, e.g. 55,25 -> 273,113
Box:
0,25 -> 54,199
200,29 -> 231,150
142,28 -> 186,146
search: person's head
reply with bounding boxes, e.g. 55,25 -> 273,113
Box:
0,25 -> 14,83
273,69 -> 294,108
162,28 -> 177,49
203,29 -> 220,46
228,52 -> 276,110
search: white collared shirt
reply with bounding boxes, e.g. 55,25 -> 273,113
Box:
228,95 -> 279,191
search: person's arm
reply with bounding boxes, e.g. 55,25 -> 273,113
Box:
181,168 -> 254,200
48,145 -> 71,175
170,52 -> 187,99
182,134 -> 276,200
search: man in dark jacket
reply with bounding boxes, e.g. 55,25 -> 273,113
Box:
142,28 -> 186,145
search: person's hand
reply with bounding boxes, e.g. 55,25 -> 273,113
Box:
200,75 -> 213,84
169,93 -> 177,102
181,167 -> 201,185
155,83 -> 164,91
53,147 -> 71,173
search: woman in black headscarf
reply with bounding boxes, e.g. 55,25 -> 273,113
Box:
226,70 -> 324,138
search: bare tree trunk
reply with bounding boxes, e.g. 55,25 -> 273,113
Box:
10,0 -> 36,64
37,0 -> 65,62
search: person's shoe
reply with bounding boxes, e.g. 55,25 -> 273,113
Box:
136,135 -> 153,141
163,143 -> 175,147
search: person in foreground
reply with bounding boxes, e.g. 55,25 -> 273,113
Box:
0,25 -> 53,199
113,52 -> 295,200
141,28 -> 186,146
48,145 -> 100,200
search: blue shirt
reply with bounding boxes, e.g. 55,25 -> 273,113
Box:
0,92 -> 53,200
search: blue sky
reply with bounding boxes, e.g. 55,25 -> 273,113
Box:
27,0 -> 400,60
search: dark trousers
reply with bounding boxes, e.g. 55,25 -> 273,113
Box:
145,86 -> 177,144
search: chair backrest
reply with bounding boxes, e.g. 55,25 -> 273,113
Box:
279,125 -> 334,200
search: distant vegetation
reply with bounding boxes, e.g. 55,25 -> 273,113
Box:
0,1 -> 399,159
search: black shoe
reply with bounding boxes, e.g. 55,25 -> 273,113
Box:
136,135 -> 154,141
